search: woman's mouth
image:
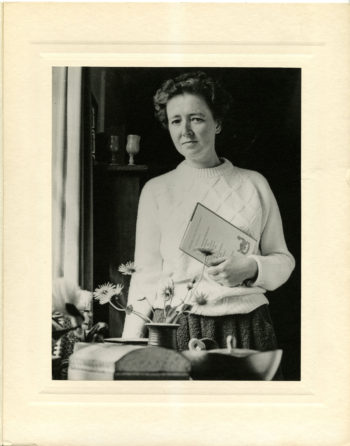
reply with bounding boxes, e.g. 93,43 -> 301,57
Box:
182,140 -> 197,146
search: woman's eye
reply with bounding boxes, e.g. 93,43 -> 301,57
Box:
171,119 -> 181,125
191,117 -> 204,123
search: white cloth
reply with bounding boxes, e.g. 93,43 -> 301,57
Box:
52,67 -> 82,284
123,158 -> 295,338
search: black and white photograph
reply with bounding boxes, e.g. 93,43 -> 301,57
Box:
52,67 -> 301,381
4,3 -> 350,446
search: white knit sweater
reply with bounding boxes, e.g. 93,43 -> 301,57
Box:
122,158 -> 295,338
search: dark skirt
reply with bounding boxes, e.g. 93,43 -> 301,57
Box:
153,304 -> 278,352
153,304 -> 283,379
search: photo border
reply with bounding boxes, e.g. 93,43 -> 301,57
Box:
3,4 -> 350,445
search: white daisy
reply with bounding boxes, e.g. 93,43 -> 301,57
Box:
118,261 -> 137,275
193,291 -> 208,306
160,277 -> 175,301
94,282 -> 123,305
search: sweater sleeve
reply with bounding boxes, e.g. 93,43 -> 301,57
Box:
122,180 -> 163,338
247,173 -> 295,291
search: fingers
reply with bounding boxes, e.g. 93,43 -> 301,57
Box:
207,269 -> 220,280
206,257 -> 240,287
207,271 -> 235,287
207,258 -> 227,279
207,265 -> 224,277
206,256 -> 227,267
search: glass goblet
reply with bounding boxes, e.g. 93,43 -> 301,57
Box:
126,134 -> 140,166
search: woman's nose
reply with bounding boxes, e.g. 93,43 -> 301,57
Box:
182,120 -> 194,136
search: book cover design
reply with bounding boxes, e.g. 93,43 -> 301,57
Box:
179,203 -> 257,264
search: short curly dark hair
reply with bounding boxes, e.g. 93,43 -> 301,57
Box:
153,71 -> 232,129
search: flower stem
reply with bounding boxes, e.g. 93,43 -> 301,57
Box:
133,311 -> 153,323
109,300 -> 128,314
108,301 -> 152,323
198,256 -> 207,283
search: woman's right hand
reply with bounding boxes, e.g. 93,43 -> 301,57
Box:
206,254 -> 258,287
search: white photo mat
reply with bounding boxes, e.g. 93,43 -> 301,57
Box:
3,3 -> 350,446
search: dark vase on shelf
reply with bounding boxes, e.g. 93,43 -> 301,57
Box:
146,323 -> 180,350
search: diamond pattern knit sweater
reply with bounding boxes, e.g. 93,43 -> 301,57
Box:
122,158 -> 295,338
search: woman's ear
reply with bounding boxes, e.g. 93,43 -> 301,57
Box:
215,121 -> 222,134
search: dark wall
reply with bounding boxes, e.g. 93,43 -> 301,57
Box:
91,67 -> 301,380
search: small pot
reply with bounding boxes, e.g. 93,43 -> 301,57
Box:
146,323 -> 180,350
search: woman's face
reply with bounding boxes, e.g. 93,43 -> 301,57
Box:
166,93 -> 221,168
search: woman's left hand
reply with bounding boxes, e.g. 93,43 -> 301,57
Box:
206,254 -> 258,287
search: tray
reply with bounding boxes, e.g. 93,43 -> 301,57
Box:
104,338 -> 149,345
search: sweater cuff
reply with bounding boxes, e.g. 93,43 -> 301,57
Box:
245,255 -> 263,287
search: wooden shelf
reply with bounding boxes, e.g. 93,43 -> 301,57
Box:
107,164 -> 148,172
94,161 -> 148,171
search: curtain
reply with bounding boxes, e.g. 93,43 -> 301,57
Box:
52,67 -> 82,284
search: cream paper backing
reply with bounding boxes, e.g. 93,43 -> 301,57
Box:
3,3 -> 350,446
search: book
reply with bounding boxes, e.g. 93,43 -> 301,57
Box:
179,203 -> 257,264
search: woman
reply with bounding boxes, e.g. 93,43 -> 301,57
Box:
122,71 -> 295,354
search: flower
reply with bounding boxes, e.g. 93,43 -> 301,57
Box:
94,280 -> 152,323
93,282 -> 123,305
93,282 -> 115,296
187,277 -> 197,291
94,289 -> 115,305
180,303 -> 192,313
160,278 -> 175,301
193,291 -> 208,306
118,261 -> 137,275
90,258 -> 212,327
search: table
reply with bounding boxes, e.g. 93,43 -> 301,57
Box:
67,342 -> 282,380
